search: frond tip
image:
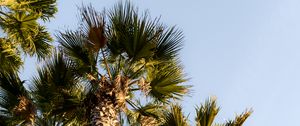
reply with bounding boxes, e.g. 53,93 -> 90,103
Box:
195,97 -> 220,126
224,109 -> 253,126
161,104 -> 188,126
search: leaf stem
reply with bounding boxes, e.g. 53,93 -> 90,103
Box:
101,48 -> 113,82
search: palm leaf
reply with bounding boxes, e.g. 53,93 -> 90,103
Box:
125,100 -> 164,125
223,109 -> 252,126
0,38 -> 22,73
146,61 -> 189,102
195,97 -> 219,126
0,71 -> 35,125
80,5 -> 106,52
154,26 -> 184,61
2,0 -> 57,21
57,30 -> 98,76
161,104 -> 189,126
1,11 -> 53,59
30,51 -> 87,124
107,2 -> 159,62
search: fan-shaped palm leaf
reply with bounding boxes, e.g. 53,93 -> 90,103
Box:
31,51 -> 89,124
146,61 -> 189,103
107,2 -> 160,62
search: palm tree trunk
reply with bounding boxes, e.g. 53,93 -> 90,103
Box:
91,76 -> 129,126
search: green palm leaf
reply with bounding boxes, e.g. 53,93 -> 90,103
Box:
57,30 -> 97,76
154,26 -> 184,61
161,104 -> 189,126
222,109 -> 252,126
0,38 -> 22,72
107,2 -> 159,62
146,61 -> 189,102
195,98 -> 219,126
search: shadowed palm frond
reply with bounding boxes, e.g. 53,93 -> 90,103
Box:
154,26 -> 184,61
0,71 -> 35,125
0,71 -> 26,109
80,5 -> 106,52
57,30 -> 98,76
125,100 -> 164,125
31,50 -> 89,124
107,2 -> 160,63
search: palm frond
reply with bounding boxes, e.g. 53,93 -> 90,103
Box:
80,5 -> 106,52
107,2 -> 159,62
2,0 -> 57,21
223,109 -> 252,126
154,26 -> 184,61
125,100 -> 164,125
161,104 -> 189,126
0,38 -> 22,73
146,61 -> 189,103
0,71 -> 35,125
30,50 -> 87,122
57,30 -> 97,76
31,26 -> 53,60
195,97 -> 219,126
1,11 -> 53,59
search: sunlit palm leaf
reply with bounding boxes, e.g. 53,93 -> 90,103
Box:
1,0 -> 57,21
1,11 -> 53,59
161,104 -> 189,126
223,109 -> 252,126
0,38 -> 22,73
146,61 -> 189,102
195,98 -> 219,126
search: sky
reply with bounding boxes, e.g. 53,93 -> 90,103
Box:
21,0 -> 300,125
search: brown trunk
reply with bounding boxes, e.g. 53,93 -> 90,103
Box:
91,76 -> 129,126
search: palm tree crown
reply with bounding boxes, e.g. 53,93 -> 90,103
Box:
0,1 -> 252,126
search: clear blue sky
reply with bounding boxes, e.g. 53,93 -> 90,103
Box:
21,0 -> 300,125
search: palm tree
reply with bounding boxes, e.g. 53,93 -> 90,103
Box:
0,1 -> 252,125
0,0 -> 57,73
161,97 -> 252,126
30,2 -> 189,125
